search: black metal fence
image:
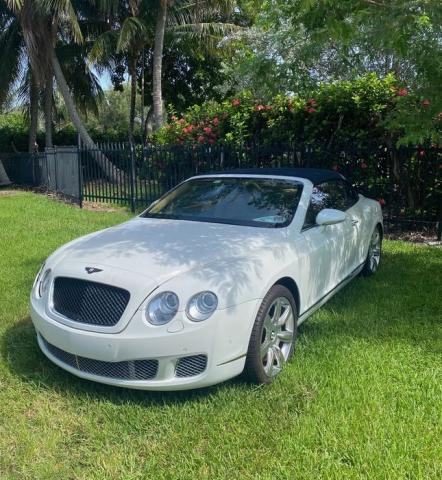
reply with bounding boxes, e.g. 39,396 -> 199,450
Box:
2,142 -> 441,238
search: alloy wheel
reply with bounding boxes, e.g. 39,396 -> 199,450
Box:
260,297 -> 295,377
369,229 -> 381,272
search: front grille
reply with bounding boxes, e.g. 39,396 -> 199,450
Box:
40,336 -> 158,381
52,277 -> 130,327
175,354 -> 207,377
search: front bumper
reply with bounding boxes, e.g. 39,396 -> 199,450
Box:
31,297 -> 260,391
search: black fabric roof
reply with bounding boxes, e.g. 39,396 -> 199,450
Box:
207,168 -> 344,184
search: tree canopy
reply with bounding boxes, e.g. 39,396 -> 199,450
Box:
0,0 -> 441,150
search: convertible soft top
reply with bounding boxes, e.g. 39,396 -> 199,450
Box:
208,167 -> 344,185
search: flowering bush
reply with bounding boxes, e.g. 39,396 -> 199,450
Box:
154,74 -> 441,148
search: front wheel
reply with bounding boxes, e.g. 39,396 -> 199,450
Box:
361,225 -> 382,276
243,285 -> 297,385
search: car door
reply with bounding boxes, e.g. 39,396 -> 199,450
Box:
298,181 -> 354,313
342,182 -> 366,271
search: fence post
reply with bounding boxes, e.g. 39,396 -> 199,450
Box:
77,144 -> 83,209
129,144 -> 136,213
438,198 -> 442,241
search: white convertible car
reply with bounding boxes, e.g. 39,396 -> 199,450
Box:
31,168 -> 383,390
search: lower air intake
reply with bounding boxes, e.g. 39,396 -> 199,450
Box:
40,335 -> 158,381
175,354 -> 207,378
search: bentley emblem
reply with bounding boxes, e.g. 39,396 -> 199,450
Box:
85,267 -> 103,274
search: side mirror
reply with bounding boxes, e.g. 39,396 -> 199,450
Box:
316,208 -> 346,226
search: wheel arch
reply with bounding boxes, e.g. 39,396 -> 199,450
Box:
273,277 -> 300,315
376,221 -> 384,238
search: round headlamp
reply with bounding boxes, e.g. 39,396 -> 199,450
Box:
38,269 -> 52,297
186,291 -> 218,322
146,291 -> 179,325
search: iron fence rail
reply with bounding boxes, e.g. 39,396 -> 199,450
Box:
2,143 -> 441,239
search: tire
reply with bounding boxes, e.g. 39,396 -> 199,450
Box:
243,285 -> 298,384
361,225 -> 382,277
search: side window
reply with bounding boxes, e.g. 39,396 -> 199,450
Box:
303,184 -> 330,229
303,180 -> 349,229
344,182 -> 359,208
321,181 -> 347,210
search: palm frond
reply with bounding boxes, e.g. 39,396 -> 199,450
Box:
41,0 -> 83,43
0,16 -> 24,107
5,0 -> 23,13
116,16 -> 146,52
169,21 -> 241,40
88,29 -> 118,62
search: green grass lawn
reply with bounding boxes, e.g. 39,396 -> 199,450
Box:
0,191 -> 441,479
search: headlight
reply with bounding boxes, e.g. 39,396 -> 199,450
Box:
146,291 -> 179,325
38,269 -> 52,297
186,291 -> 218,322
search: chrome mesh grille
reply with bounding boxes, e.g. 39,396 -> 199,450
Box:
175,354 -> 207,377
52,277 -> 130,327
40,336 -> 158,381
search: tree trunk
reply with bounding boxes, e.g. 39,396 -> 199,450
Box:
49,47 -> 123,183
128,55 -> 137,145
28,74 -> 38,153
152,1 -> 167,131
0,159 -> 12,185
44,75 -> 53,148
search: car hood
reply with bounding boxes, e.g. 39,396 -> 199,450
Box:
49,217 -> 288,285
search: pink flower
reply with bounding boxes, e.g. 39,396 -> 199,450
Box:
171,115 -> 177,121
232,98 -> 241,107
307,98 -> 317,107
306,107 -> 316,113
360,162 -> 368,169
397,88 -> 408,97
197,135 -> 205,143
255,104 -> 265,111
213,117 -> 219,126
419,150 -> 425,157
178,118 -> 185,124
203,127 -> 212,134
378,199 -> 386,206
421,99 -> 430,107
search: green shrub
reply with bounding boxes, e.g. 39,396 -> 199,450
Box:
154,74 -> 442,148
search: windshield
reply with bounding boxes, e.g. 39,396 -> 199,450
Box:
141,176 -> 303,228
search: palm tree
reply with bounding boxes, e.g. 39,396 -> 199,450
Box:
89,0 -> 149,144
0,1 -> 40,153
6,0 -> 123,182
151,0 -> 238,131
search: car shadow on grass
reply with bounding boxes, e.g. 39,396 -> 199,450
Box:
2,246 -> 440,405
298,246 -> 441,354
0,317 -> 249,407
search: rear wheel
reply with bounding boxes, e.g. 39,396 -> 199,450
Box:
362,226 -> 382,276
243,285 -> 297,384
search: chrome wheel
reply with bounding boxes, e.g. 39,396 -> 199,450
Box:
260,297 -> 295,378
368,229 -> 381,272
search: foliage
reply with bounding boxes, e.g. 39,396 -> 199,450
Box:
155,74 -> 442,148
219,0 -> 442,143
